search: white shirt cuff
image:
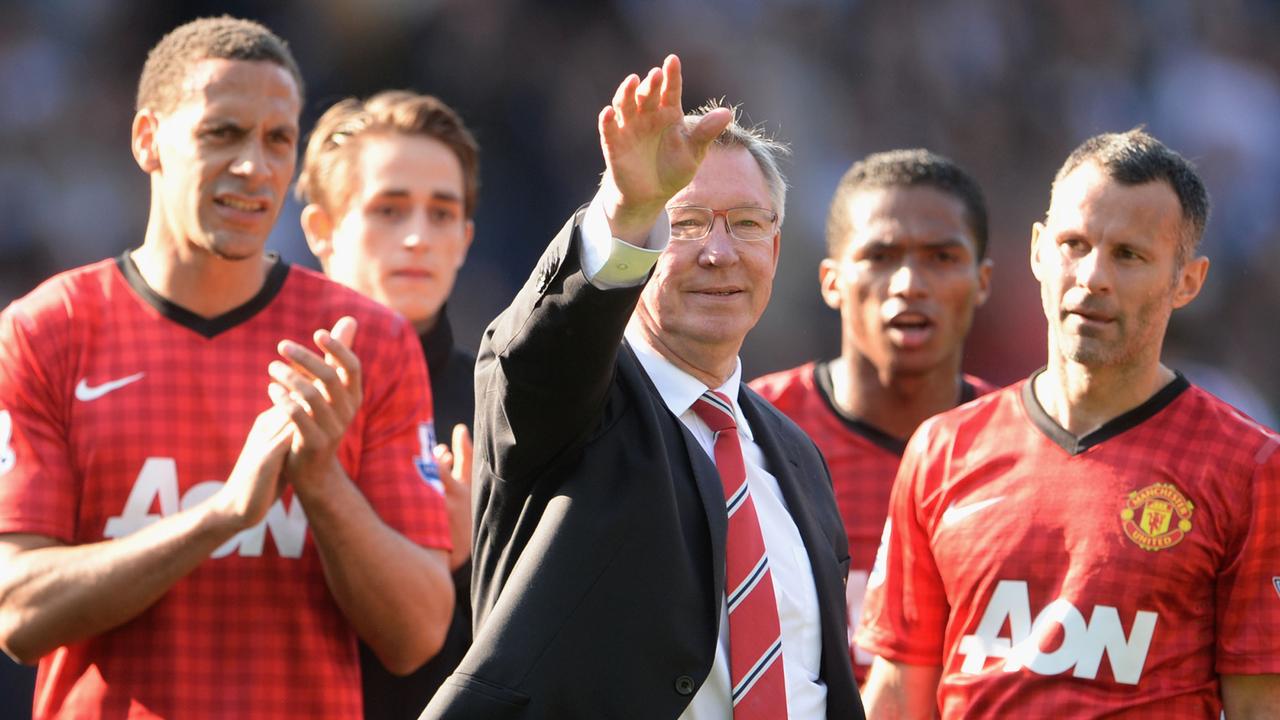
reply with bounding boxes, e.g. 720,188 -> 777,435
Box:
580,192 -> 669,289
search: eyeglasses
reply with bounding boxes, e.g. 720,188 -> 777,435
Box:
668,205 -> 778,243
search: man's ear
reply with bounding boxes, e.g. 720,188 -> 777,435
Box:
1172,255 -> 1210,310
1029,221 -> 1045,282
975,257 -> 994,307
300,204 -> 335,266
131,110 -> 161,173
457,219 -> 476,267
818,257 -> 842,311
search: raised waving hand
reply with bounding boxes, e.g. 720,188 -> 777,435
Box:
597,54 -> 732,244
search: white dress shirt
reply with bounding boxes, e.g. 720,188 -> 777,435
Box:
580,195 -> 828,719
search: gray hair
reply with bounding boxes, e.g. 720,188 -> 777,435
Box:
686,101 -> 791,226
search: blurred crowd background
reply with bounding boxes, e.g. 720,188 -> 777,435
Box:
3,0 -> 1279,710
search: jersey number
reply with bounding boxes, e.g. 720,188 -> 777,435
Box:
103,457 -> 308,558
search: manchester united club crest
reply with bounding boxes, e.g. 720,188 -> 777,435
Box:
1120,482 -> 1194,551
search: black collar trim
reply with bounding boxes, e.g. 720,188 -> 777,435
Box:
1020,368 -> 1190,456
813,360 -> 908,456
116,250 -> 290,339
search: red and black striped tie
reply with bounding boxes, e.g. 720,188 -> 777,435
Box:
692,390 -> 787,717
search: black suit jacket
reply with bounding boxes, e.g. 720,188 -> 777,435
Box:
423,213 -> 861,719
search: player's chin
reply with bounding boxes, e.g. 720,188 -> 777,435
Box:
206,234 -> 270,262
884,346 -> 948,375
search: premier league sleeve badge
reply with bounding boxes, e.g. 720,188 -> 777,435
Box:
415,421 -> 443,494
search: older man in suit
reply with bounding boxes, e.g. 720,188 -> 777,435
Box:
423,55 -> 861,719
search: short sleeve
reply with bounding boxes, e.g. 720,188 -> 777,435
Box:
854,418 -> 950,666
347,315 -> 451,552
0,300 -> 78,541
1215,438 -> 1280,674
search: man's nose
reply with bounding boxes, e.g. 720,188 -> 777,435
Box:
698,218 -> 740,266
403,211 -> 428,249
229,140 -> 269,183
887,256 -> 927,298
1074,248 -> 1111,292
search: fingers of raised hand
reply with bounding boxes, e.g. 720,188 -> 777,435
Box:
612,73 -> 641,123
688,105 -> 733,147
659,54 -> 682,109
635,66 -> 663,113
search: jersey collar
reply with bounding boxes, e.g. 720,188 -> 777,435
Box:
116,250 -> 290,339
1021,367 -> 1190,455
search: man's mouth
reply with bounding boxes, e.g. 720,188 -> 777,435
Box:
214,195 -> 269,213
885,311 -> 935,348
887,311 -> 932,330
695,287 -> 741,297
1064,307 -> 1114,324
391,268 -> 433,279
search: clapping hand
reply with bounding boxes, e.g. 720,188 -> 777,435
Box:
435,423 -> 474,572
267,316 -> 363,487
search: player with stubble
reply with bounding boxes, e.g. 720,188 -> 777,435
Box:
857,130 -> 1280,717
0,17 -> 453,719
750,150 -> 995,683
297,90 -> 479,720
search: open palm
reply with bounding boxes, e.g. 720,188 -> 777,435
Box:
598,55 -> 732,239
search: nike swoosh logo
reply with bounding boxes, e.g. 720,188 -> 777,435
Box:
75,372 -> 145,402
941,496 -> 1005,527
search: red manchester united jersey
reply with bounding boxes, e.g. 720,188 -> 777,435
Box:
0,254 -> 450,720
750,360 -> 996,681
856,373 -> 1280,717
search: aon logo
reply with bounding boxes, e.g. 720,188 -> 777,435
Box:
958,580 -> 1157,685
103,457 -> 307,558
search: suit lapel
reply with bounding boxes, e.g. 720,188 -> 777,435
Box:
738,390 -> 822,554
679,423 -> 729,601
621,343 -> 728,601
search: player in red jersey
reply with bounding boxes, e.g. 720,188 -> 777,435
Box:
750,149 -> 994,682
0,17 -> 454,720
856,130 -> 1280,717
